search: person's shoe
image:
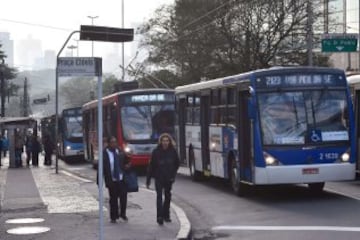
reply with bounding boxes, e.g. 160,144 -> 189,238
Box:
157,217 -> 164,225
164,218 -> 172,222
120,215 -> 128,221
110,219 -> 116,223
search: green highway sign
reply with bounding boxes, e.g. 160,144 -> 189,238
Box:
321,38 -> 357,52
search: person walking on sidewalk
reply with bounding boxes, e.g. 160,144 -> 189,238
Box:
100,136 -> 131,223
146,133 -> 180,225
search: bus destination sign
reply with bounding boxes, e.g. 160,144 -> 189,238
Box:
257,74 -> 345,89
123,93 -> 174,104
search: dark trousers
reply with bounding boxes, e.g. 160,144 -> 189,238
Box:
44,152 -> 52,165
32,152 -> 39,166
107,180 -> 127,221
26,151 -> 32,165
15,149 -> 22,167
155,180 -> 173,219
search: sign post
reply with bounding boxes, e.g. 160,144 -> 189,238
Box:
56,25 -> 133,240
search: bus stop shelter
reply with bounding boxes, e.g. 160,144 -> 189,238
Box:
0,117 -> 37,168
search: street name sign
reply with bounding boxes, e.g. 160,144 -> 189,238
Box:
57,57 -> 102,77
321,33 -> 358,52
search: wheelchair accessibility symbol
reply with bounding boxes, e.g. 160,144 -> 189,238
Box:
310,130 -> 321,142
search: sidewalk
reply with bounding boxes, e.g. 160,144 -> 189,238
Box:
0,156 -> 191,240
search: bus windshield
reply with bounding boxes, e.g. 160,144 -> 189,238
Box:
258,90 -> 349,145
64,116 -> 83,139
121,104 -> 175,141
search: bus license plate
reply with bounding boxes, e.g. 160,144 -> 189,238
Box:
302,168 -> 319,175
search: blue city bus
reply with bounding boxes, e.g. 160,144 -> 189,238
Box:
58,107 -> 84,160
346,73 -> 360,176
175,66 -> 356,195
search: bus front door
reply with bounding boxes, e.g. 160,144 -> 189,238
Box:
238,91 -> 252,182
200,94 -> 210,176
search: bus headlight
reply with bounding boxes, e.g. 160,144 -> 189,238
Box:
263,152 -> 279,166
123,144 -> 133,154
66,146 -> 71,150
340,152 -> 350,162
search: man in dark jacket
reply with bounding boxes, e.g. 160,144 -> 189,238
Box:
146,133 -> 179,225
101,136 -> 130,223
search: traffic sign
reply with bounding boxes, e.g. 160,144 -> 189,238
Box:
321,34 -> 358,52
57,57 -> 102,77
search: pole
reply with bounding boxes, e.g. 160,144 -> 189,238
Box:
87,16 -> 98,57
97,74 -> 104,240
56,30 -> 79,174
122,0 -> 125,81
0,58 -> 5,117
307,0 -> 313,66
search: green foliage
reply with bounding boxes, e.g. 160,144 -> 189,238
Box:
103,74 -> 120,95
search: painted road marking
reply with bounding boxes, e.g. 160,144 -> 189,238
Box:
212,225 -> 360,232
325,188 -> 360,201
60,170 -> 92,183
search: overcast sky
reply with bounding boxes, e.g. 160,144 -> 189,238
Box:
0,0 -> 173,68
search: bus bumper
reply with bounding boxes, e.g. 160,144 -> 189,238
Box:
254,163 -> 356,184
65,149 -> 84,157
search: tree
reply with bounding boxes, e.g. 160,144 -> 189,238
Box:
138,0 -> 330,85
60,77 -> 95,108
0,44 -> 17,80
103,74 -> 120,95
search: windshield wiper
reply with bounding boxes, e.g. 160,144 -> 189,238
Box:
310,95 -> 317,129
292,97 -> 299,127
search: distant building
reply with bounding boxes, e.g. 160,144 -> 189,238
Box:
17,35 -> 42,70
0,32 -> 14,67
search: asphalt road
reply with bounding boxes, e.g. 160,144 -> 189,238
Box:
59,160 -> 360,240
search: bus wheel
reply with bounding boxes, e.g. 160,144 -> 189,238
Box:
308,182 -> 325,193
230,158 -> 246,196
189,149 -> 201,181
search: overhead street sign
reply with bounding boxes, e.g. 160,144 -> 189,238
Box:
80,25 -> 134,43
57,57 -> 102,77
321,33 -> 358,52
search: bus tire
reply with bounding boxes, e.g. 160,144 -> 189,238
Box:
308,182 -> 325,193
189,148 -> 201,181
230,157 -> 246,196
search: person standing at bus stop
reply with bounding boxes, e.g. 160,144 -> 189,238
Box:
43,135 -> 53,166
101,136 -> 130,223
146,133 -> 179,225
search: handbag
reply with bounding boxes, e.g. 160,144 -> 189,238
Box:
124,170 -> 139,192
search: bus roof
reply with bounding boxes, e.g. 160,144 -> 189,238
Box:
82,88 -> 174,110
175,66 -> 345,94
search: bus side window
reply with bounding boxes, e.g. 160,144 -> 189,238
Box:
111,105 -> 118,133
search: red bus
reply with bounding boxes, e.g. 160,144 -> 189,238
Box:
82,88 -> 175,168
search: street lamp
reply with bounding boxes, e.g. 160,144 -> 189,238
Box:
87,15 -> 99,56
67,45 -> 77,57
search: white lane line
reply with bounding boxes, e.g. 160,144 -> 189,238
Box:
212,225 -> 360,232
59,170 -> 92,183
